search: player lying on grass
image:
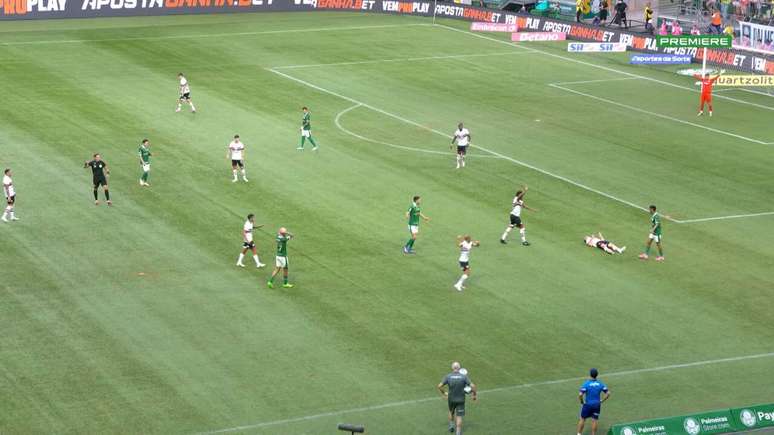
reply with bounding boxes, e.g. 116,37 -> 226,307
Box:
454,235 -> 480,291
694,72 -> 720,116
584,232 -> 625,254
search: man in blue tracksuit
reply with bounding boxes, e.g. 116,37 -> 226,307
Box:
576,368 -> 610,435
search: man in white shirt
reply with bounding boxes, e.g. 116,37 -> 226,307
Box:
450,122 -> 471,169
2,168 -> 18,222
500,186 -> 536,246
227,135 -> 248,183
176,73 -> 197,113
454,235 -> 480,291
237,214 -> 266,268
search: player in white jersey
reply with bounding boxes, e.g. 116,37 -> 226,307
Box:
584,232 -> 625,255
500,186 -> 536,246
237,214 -> 266,268
227,134 -> 248,182
454,235 -> 479,291
175,73 -> 197,113
450,122 -> 471,169
2,168 -> 19,222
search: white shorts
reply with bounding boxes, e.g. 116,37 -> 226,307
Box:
408,225 -> 419,235
301,129 -> 311,138
275,256 -> 288,268
142,163 -> 150,172
649,233 -> 662,243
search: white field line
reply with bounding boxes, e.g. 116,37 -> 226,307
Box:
271,62 -> 774,224
0,23 -> 431,46
739,88 -> 774,98
552,77 -> 638,86
548,83 -> 772,145
335,103 -> 500,158
677,211 -> 774,223
268,67 -> 657,217
336,100 -> 774,223
433,23 -> 774,221
197,351 -> 774,434
435,24 -> 774,113
273,50 -> 534,70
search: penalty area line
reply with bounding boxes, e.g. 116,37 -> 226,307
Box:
267,67 -> 658,219
273,50 -> 534,70
433,23 -> 774,113
550,77 -> 639,86
675,211 -> 774,223
196,351 -> 774,434
548,83 -> 772,145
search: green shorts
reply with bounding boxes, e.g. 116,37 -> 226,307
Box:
448,401 -> 465,417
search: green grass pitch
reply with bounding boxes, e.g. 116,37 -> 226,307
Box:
1,11 -> 774,434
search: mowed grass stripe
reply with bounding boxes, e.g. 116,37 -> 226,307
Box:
0,12 -> 772,435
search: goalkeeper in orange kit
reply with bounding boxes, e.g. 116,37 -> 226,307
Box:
693,72 -> 720,116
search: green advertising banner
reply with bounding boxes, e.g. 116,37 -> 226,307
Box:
609,403 -> 774,435
732,403 -> 774,430
656,35 -> 733,48
610,409 -> 734,435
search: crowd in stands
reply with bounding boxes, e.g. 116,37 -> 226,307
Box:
702,0 -> 774,25
536,0 -> 774,51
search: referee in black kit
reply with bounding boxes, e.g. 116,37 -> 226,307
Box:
84,153 -> 111,206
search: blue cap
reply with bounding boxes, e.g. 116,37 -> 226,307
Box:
590,368 -> 599,378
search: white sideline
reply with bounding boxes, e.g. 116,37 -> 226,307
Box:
0,23 -> 431,46
269,67 -> 656,217
273,50 -> 533,70
676,211 -> 774,223
436,24 -> 774,113
335,103 -> 500,158
551,77 -> 638,86
548,83 -> 772,145
197,351 -> 774,434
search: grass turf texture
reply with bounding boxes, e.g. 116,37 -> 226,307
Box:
1,11 -> 774,435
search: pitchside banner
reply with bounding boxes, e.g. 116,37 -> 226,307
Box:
630,53 -> 692,64
732,404 -> 774,430
656,34 -> 733,48
609,403 -> 774,435
3,0 -> 774,74
470,21 -> 516,32
567,42 -> 627,52
511,32 -> 565,41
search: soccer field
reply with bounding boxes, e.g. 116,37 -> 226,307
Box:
1,11 -> 774,434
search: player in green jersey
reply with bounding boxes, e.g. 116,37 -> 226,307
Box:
404,195 -> 430,254
639,205 -> 664,261
138,139 -> 152,187
437,362 -> 477,435
268,227 -> 294,288
297,106 -> 318,151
